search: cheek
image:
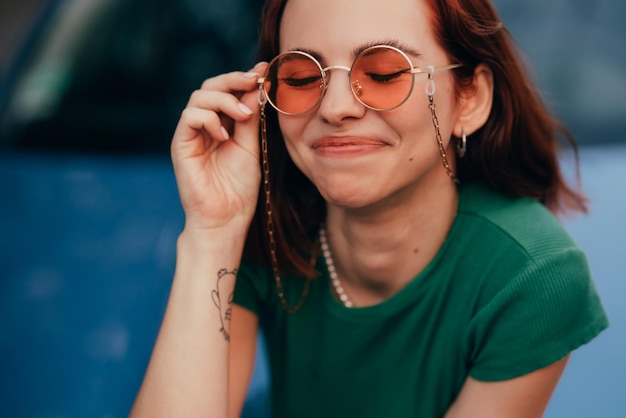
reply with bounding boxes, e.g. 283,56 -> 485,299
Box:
277,115 -> 303,145
277,116 -> 308,167
403,81 -> 457,135
389,88 -> 458,162
392,95 -> 433,137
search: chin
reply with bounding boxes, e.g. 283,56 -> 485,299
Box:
318,184 -> 379,209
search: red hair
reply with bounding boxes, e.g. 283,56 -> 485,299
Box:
427,0 -> 586,213
244,0 -> 587,278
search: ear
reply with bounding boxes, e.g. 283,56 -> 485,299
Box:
452,64 -> 494,137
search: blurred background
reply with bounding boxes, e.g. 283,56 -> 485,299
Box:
0,0 -> 624,417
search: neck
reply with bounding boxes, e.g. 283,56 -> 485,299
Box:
324,177 -> 458,305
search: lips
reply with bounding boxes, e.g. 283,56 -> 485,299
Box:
311,136 -> 390,156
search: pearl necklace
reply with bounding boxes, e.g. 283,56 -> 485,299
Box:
319,227 -> 354,308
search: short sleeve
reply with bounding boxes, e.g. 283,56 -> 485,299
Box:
466,248 -> 609,382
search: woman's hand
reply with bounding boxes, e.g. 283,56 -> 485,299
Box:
171,62 -> 268,233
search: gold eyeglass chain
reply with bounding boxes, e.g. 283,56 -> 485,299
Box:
426,70 -> 459,183
259,91 -> 311,314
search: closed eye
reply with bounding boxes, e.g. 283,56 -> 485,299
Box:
366,69 -> 408,83
282,75 -> 322,87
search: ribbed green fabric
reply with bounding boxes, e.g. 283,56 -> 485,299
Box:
234,182 -> 608,418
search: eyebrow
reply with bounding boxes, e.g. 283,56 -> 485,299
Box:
353,39 -> 422,58
287,39 -> 423,63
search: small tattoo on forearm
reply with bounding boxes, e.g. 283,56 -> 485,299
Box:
211,268 -> 237,341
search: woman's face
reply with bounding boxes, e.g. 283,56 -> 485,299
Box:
277,0 -> 461,210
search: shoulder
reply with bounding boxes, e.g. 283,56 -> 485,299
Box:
455,182 -> 578,262
451,181 -> 591,298
452,184 -> 608,382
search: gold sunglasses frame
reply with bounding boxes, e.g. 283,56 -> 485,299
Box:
257,44 -> 462,115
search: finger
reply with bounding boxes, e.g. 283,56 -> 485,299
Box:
173,63 -> 268,156
187,89 -> 255,122
230,86 -> 265,157
185,89 -> 257,144
175,107 -> 228,146
200,64 -> 265,93
214,63 -> 268,152
172,109 -> 237,172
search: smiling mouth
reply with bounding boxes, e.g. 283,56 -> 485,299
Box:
312,137 -> 389,156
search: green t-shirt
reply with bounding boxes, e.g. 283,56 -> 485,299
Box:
234,182 -> 608,418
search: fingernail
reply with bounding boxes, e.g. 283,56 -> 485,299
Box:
245,62 -> 267,77
238,102 -> 253,115
221,126 -> 230,140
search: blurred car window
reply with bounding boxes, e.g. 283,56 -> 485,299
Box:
1,0 -> 625,154
2,0 -> 624,154
0,0 -> 263,154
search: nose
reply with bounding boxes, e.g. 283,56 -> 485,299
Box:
317,66 -> 366,124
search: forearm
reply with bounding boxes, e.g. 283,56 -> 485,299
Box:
130,227 -> 246,418
444,356 -> 569,418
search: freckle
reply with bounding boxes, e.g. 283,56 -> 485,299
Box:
413,248 -> 419,254
409,157 -> 414,162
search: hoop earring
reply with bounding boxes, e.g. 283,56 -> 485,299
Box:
457,129 -> 467,158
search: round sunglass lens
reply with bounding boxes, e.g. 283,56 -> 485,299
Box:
351,47 -> 414,111
264,52 -> 324,115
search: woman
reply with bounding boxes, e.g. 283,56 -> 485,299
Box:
130,0 -> 608,416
